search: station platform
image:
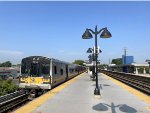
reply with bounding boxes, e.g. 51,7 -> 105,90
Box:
14,73 -> 150,113
136,73 -> 150,78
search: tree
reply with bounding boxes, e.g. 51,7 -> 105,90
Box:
111,58 -> 122,65
73,60 -> 85,65
0,61 -> 12,67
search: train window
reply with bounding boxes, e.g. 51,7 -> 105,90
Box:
60,69 -> 63,75
21,63 -> 30,75
54,66 -> 57,74
69,69 -> 73,73
21,64 -> 26,74
41,64 -> 50,76
75,68 -> 78,72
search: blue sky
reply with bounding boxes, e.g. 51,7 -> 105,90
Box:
0,1 -> 150,64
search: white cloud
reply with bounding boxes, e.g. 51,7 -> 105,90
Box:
0,50 -> 24,64
0,50 -> 24,56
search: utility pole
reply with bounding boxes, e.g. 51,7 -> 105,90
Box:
124,48 -> 127,64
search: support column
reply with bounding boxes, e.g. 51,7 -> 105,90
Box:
135,67 -> 138,74
143,68 -> 146,74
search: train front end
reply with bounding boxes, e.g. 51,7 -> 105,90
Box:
19,56 -> 52,98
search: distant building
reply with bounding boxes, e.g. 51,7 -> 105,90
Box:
108,63 -> 149,74
108,64 -> 116,66
0,67 -> 20,79
122,55 -> 134,64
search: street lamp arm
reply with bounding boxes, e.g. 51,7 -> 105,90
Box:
87,27 -> 106,35
97,27 -> 106,34
87,29 -> 95,34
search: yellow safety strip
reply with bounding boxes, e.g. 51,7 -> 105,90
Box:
14,73 -> 85,113
146,107 -> 150,111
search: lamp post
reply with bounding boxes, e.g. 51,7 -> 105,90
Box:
87,48 -> 95,79
82,25 -> 112,95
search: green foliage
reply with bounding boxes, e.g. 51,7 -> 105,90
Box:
98,64 -> 108,70
0,79 -> 18,96
0,61 -> 12,67
137,67 -> 149,74
73,60 -> 85,65
138,68 -> 144,74
144,67 -> 149,73
100,64 -> 108,66
111,58 -> 122,65
0,77 -> 2,82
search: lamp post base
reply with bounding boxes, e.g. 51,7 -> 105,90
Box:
94,87 -> 100,95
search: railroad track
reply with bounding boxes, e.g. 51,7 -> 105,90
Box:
0,91 -> 28,113
101,70 -> 150,95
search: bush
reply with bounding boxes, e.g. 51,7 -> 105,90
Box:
0,79 -> 18,96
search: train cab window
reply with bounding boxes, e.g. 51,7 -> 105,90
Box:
21,62 -> 30,75
41,64 -> 50,76
30,63 -> 40,77
54,66 -> 57,74
60,69 -> 63,75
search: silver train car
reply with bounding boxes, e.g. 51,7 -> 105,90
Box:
19,56 -> 85,98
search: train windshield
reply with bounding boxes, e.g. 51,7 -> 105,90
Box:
21,57 -> 50,77
30,63 -> 40,76
21,62 -> 30,75
41,64 -> 50,76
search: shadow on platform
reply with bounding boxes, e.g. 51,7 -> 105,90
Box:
93,102 -> 137,113
92,84 -> 111,90
103,84 -> 110,86
91,84 -> 103,89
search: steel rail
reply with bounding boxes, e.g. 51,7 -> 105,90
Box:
0,91 -> 21,103
0,91 -> 28,113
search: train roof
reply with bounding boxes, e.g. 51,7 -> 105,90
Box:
21,56 -> 70,64
22,56 -> 85,67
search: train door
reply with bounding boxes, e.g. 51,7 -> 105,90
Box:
51,61 -> 58,86
65,65 -> 68,80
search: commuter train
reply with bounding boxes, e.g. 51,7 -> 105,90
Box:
19,56 -> 86,98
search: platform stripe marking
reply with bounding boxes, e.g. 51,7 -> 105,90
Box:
101,73 -> 150,104
14,73 -> 85,113
146,107 -> 150,111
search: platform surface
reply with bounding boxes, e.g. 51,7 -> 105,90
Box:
30,73 -> 150,113
136,73 -> 150,78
